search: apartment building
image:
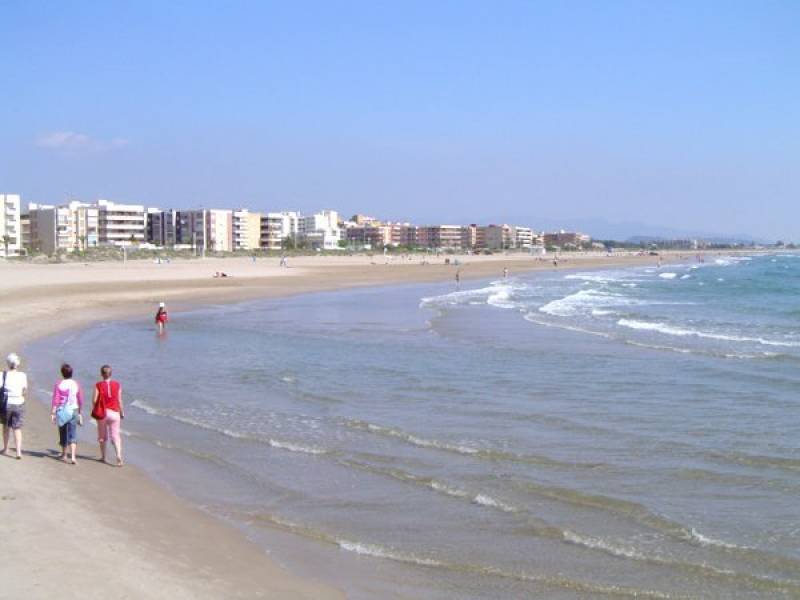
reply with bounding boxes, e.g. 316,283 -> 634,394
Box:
460,224 -> 478,250
389,223 -> 417,247
146,208 -> 176,246
417,225 -> 463,249
27,201 -> 99,254
0,194 -> 22,257
233,209 -> 262,251
480,224 -> 516,250
299,210 -> 341,250
260,211 -> 300,251
176,209 -> 233,252
96,199 -> 146,246
514,226 -> 535,249
542,231 -> 591,248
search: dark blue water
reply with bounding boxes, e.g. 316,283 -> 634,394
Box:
27,253 -> 800,598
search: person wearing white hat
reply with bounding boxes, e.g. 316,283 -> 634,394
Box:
155,302 -> 169,333
2,353 -> 28,459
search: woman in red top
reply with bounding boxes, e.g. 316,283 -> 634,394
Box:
155,302 -> 168,333
92,364 -> 124,466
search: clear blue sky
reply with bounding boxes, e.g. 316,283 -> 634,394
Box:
2,1 -> 798,240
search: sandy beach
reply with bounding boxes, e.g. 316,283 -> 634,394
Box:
0,251 -> 693,598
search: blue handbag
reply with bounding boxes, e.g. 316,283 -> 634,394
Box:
56,404 -> 75,427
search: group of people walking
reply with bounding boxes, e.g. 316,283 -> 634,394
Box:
1,354 -> 125,466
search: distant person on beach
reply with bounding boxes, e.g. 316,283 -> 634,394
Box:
503,267 -> 509,279
92,364 -> 124,466
553,258 -> 559,267
155,302 -> 168,333
279,255 -> 288,268
51,363 -> 83,464
455,269 -> 461,289
1,353 -> 27,459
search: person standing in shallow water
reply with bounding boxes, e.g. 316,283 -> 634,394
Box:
93,364 -> 124,466
51,363 -> 83,464
2,353 -> 27,459
155,302 -> 168,333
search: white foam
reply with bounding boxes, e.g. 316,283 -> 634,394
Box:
486,286 -> 516,309
337,540 -> 444,567
563,531 -> 647,560
658,272 -> 678,279
363,423 -> 480,455
689,528 -> 743,550
421,283 -> 516,309
564,273 -> 620,282
473,494 -> 516,513
268,439 -> 326,455
617,319 -> 800,347
539,289 -> 640,317
680,274 -> 691,280
429,481 -> 469,498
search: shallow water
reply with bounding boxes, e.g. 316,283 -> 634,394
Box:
27,253 -> 800,598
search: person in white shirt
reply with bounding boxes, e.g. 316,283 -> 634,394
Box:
2,353 -> 28,459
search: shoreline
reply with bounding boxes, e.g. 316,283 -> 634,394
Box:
0,251 -> 743,597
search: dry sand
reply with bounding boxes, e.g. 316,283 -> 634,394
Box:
0,251 -> 683,598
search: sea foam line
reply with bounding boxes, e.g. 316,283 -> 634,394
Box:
617,319 -> 800,347
130,400 -> 327,455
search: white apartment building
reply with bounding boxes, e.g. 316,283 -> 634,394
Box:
514,226 -> 534,249
300,210 -> 341,250
96,199 -> 146,246
0,194 -> 22,257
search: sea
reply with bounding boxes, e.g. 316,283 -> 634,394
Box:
26,253 -> 800,598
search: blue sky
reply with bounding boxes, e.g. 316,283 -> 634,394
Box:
2,1 -> 798,240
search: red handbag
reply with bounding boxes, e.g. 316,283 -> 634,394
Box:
91,381 -> 108,420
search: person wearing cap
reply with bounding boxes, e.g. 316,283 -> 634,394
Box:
2,353 -> 28,459
155,302 -> 169,333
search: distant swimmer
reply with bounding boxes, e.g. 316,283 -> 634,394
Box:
155,302 -> 168,333
455,269 -> 461,289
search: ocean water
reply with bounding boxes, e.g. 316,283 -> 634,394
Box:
27,253 -> 800,598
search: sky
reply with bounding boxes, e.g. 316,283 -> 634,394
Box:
1,1 -> 798,240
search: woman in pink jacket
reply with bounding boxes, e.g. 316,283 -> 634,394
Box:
51,363 -> 83,464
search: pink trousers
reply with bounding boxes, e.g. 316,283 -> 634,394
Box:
97,409 -> 121,445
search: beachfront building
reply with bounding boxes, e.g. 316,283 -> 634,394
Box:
176,209 -> 233,252
299,210 -> 341,250
233,209 -> 262,251
0,194 -> 22,257
96,199 -> 146,246
146,208 -> 179,247
260,211 -> 300,251
20,212 -> 30,251
389,223 -> 417,247
542,230 -> 591,249
344,223 -> 390,249
461,224 -> 478,250
514,226 -> 534,249
417,225 -> 463,250
480,224 -> 516,250
27,201 -> 100,254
